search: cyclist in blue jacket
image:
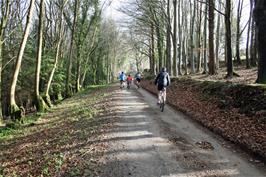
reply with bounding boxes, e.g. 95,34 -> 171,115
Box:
119,72 -> 126,88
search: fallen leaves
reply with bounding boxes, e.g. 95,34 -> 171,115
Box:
0,86 -> 119,176
141,79 -> 266,161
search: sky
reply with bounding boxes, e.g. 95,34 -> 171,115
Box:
102,0 -> 128,22
102,0 -> 251,49
103,0 -> 251,22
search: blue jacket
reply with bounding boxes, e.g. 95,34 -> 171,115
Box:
119,73 -> 126,81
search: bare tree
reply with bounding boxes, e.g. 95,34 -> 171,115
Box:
9,0 -> 35,119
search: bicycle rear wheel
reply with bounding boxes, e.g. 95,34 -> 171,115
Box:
160,99 -> 164,112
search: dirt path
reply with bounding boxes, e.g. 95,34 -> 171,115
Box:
100,86 -> 266,177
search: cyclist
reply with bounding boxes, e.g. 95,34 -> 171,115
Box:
135,72 -> 141,88
127,74 -> 133,89
154,67 -> 170,104
119,72 -> 126,88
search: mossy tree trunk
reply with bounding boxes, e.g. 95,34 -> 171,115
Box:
0,0 -> 11,123
34,0 -> 48,112
9,0 -> 35,119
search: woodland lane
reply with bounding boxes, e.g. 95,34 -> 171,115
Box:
99,85 -> 266,177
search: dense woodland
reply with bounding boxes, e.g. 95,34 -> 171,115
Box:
0,0 -> 266,122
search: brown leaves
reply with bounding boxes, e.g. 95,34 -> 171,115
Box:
0,86 -> 119,176
141,79 -> 266,160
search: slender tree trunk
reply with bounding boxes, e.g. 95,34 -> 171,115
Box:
235,0 -> 244,65
215,0 -> 221,70
34,0 -> 47,112
45,1 -> 65,107
225,0 -> 233,78
208,0 -> 216,75
254,0 -> 266,83
75,44 -> 81,92
203,2 -> 208,74
155,19 -> 163,71
66,0 -> 79,98
151,22 -> 156,74
9,0 -> 35,119
189,0 -> 196,74
246,0 -> 253,69
166,0 -> 172,75
177,0 -> 182,75
250,18 -> 257,66
196,2 -> 202,73
0,0 -> 10,122
172,0 -> 177,76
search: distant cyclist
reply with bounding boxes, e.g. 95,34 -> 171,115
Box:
119,72 -> 126,88
135,72 -> 141,88
127,74 -> 133,89
154,67 -> 170,104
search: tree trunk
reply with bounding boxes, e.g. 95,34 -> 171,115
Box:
44,1 -> 65,107
203,2 -> 208,74
208,0 -> 215,75
0,0 -> 10,122
166,0 -> 172,76
196,1 -> 202,73
177,0 -> 182,75
225,0 -> 233,78
215,0 -> 221,70
66,0 -> 79,98
235,0 -> 244,65
254,0 -> 266,83
172,0 -> 177,76
151,22 -> 156,74
34,0 -> 47,112
250,18 -> 257,66
155,18 -> 163,71
9,0 -> 35,119
189,0 -> 196,74
246,0 -> 253,69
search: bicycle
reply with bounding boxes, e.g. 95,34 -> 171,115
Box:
135,78 -> 141,88
159,88 -> 166,112
120,81 -> 126,89
127,80 -> 132,89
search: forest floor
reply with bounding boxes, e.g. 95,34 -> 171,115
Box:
0,83 -> 265,177
184,65 -> 258,84
0,85 -> 119,176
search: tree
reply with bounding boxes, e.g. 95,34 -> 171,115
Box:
235,0 -> 244,65
9,0 -> 35,119
254,0 -> 266,83
172,0 -> 177,76
34,0 -> 48,112
246,0 -> 253,69
225,0 -> 233,78
208,0 -> 216,75
0,0 -> 11,122
65,0 -> 79,97
44,0 -> 66,107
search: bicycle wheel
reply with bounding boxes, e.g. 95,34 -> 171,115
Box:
160,99 -> 164,112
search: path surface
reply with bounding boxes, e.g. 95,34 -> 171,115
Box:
99,86 -> 265,177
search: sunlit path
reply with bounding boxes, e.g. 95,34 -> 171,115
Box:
99,86 -> 266,177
